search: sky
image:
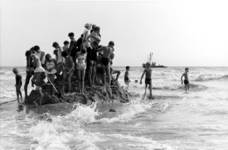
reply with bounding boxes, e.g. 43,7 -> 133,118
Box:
0,0 -> 228,67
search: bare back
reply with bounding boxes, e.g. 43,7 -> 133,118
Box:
102,46 -> 113,58
183,72 -> 189,81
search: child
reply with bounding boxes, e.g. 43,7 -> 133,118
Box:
44,54 -> 57,95
68,32 -> 78,67
181,68 -> 190,92
82,23 -> 91,49
140,62 -> 153,99
62,50 -> 74,93
88,41 -> 100,86
12,68 -> 22,102
24,48 -> 35,99
63,41 -> 69,51
33,71 -> 46,106
124,66 -> 131,86
53,42 -> 64,81
99,41 -> 114,86
76,48 -> 87,94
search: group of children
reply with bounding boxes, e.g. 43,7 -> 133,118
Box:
123,64 -> 190,99
12,23 -> 190,104
13,23 -> 117,105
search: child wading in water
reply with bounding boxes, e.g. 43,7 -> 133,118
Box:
124,66 -> 131,87
62,51 -> 74,93
181,68 -> 190,92
76,48 -> 87,94
13,68 -> 23,102
140,62 -> 153,99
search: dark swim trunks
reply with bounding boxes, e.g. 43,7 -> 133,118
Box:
184,80 -> 189,85
101,57 -> 110,66
124,77 -> 129,83
145,78 -> 151,85
89,48 -> 97,61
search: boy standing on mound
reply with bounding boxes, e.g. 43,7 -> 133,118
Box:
140,62 -> 153,99
13,68 -> 23,102
181,68 -> 190,92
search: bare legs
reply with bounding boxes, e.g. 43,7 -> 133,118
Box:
102,64 -> 113,98
62,71 -> 73,93
77,69 -> 85,94
88,61 -> 97,86
24,71 -> 32,99
16,84 -> 22,102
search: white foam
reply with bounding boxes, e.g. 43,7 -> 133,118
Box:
28,103 -> 102,150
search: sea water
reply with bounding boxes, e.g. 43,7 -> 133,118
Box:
0,66 -> 228,150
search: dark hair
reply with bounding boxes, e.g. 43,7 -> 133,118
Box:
94,26 -> 100,32
92,41 -> 98,47
185,68 -> 189,70
62,50 -> 68,57
33,45 -> 40,52
45,53 -> 51,60
63,41 -> 69,45
52,42 -> 59,48
81,48 -> 86,54
68,32 -> 74,37
25,50 -> 31,57
109,41 -> 114,46
30,47 -> 34,51
53,50 -> 58,55
126,66 -> 130,70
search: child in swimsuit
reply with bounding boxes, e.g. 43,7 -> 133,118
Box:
62,50 -> 75,93
124,66 -> 131,86
53,42 -> 64,82
12,68 -> 22,102
31,54 -> 45,87
181,68 -> 190,92
44,54 -> 57,95
24,48 -> 35,99
140,62 -> 153,99
33,71 -> 46,106
76,48 -> 87,94
87,41 -> 101,86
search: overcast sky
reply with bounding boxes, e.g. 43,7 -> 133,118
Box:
1,0 -> 228,66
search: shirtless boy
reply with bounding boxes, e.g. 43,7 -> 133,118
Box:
99,41 -> 114,86
181,68 -> 190,91
140,62 -> 153,99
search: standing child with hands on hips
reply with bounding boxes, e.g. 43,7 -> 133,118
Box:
140,62 -> 154,99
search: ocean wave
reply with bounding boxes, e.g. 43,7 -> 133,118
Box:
29,103 -> 101,150
0,88 -> 16,99
194,74 -> 228,81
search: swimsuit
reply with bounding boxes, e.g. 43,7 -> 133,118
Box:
88,47 -> 97,61
101,57 -> 110,66
34,56 -> 45,73
77,53 -> 86,70
184,80 -> 189,85
124,77 -> 129,83
145,78 -> 151,85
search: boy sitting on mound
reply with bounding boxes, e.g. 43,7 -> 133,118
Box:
140,62 -> 154,99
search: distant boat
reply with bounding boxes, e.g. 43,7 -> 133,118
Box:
143,52 -> 167,68
142,63 -> 167,68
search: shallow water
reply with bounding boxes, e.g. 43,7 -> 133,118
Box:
0,66 -> 228,150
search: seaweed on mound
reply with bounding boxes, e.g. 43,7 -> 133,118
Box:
24,65 -> 130,105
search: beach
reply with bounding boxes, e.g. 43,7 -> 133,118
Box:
0,66 -> 228,150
